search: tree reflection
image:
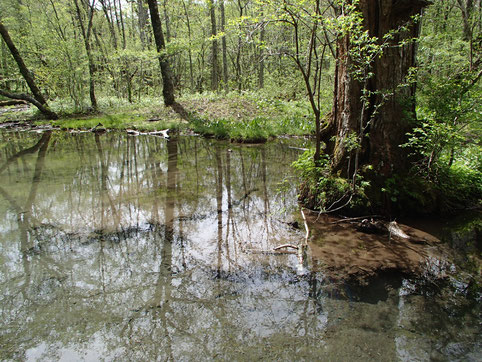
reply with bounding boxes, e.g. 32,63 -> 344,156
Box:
0,131 -> 51,251
215,144 -> 223,276
0,131 -> 51,321
0,132 -> 351,360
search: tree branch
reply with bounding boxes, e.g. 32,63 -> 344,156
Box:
0,89 -> 57,119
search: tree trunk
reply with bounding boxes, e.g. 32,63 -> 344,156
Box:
73,0 -> 98,110
116,0 -> 126,49
220,0 -> 228,90
137,0 -> 148,49
0,22 -> 58,119
235,0 -> 244,92
456,0 -> 476,41
99,0 -> 118,49
182,0 -> 194,90
259,17 -> 265,89
163,0 -> 171,43
326,0 -> 429,179
147,0 -> 175,106
209,0 -> 219,92
1,39 -> 8,89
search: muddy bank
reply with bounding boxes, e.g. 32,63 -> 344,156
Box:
303,211 -> 452,285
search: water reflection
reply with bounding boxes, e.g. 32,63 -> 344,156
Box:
0,131 -> 479,360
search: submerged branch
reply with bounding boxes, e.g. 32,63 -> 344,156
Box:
300,208 -> 309,244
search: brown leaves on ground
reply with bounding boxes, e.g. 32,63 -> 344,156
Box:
186,97 -> 261,121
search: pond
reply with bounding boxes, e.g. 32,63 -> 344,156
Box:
0,130 -> 479,361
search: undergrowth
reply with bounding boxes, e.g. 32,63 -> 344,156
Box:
292,149 -> 370,213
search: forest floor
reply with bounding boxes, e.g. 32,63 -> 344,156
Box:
0,93 -> 315,140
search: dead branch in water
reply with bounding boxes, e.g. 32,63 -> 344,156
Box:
127,129 -> 170,139
273,244 -> 299,250
331,215 -> 382,224
255,209 -> 310,257
245,248 -> 297,255
301,208 -> 309,245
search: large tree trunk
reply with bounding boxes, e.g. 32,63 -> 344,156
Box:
327,0 -> 429,179
147,0 -> 175,106
0,22 -> 58,119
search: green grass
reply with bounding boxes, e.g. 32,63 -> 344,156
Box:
52,114 -> 137,130
48,113 -> 181,132
2,92 -> 319,141
189,116 -> 274,143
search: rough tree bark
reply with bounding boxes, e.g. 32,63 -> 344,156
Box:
147,0 -> 176,106
324,0 -> 430,179
0,21 -> 58,119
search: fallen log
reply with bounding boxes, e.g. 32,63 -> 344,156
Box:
356,219 -> 431,244
0,89 -> 58,119
0,99 -> 28,107
127,128 -> 170,139
91,123 -> 106,133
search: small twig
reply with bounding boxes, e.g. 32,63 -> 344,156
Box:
245,248 -> 297,255
331,215 -> 382,224
288,146 -> 309,151
305,193 -> 354,223
273,244 -> 299,251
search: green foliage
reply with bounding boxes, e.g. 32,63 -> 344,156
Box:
379,163 -> 482,215
190,117 -> 230,139
392,0 -> 482,213
52,114 -> 141,130
292,149 -> 369,212
182,91 -> 315,140
292,149 -> 330,181
436,164 -> 482,212
189,116 -> 271,142
230,117 -> 270,142
0,0 -> 479,217
380,174 -> 438,212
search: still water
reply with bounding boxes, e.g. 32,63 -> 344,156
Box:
0,131 -> 479,361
